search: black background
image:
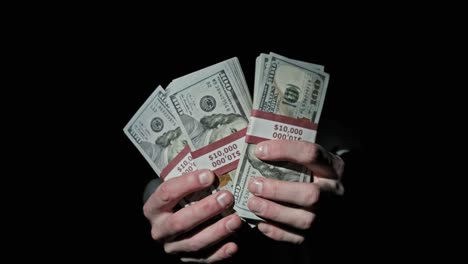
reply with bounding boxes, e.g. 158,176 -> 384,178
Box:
95,38 -> 375,262
34,23 -> 410,262
10,8 -> 462,261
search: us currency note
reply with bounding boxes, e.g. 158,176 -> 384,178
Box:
254,53 -> 324,108
233,53 -> 330,220
254,53 -> 268,108
166,58 -> 252,193
123,86 -> 196,181
169,58 -> 253,108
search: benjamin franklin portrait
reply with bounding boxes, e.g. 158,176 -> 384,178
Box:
180,113 -> 248,149
140,126 -> 188,171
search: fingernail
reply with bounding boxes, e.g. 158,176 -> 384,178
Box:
198,170 -> 211,185
216,192 -> 231,207
249,197 -> 266,214
255,143 -> 268,158
249,178 -> 263,195
226,217 -> 238,232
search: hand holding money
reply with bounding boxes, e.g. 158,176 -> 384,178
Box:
233,52 -> 334,220
143,169 -> 243,262
124,58 -> 251,202
243,140 -> 344,243
125,53 -> 345,260
166,57 -> 251,193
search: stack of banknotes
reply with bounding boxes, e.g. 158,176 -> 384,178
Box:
124,53 -> 330,220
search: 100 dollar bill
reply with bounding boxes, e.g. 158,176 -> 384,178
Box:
123,86 -> 196,181
166,58 -> 252,192
233,53 -> 330,220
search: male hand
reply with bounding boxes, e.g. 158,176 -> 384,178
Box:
247,140 -> 345,244
144,169 -> 242,263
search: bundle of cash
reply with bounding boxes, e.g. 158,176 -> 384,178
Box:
124,53 -> 332,218
124,58 -> 252,206
166,58 -> 252,193
233,52 -> 330,220
124,85 -> 195,181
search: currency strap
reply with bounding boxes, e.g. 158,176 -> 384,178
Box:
246,110 -> 318,144
191,128 -> 247,177
160,145 -> 196,180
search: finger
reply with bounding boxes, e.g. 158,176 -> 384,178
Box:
255,140 -> 338,179
313,176 -> 345,195
143,170 -> 214,218
153,191 -> 234,240
248,177 -> 320,208
180,242 -> 238,263
257,222 -> 305,244
164,214 -> 242,254
248,196 -> 316,230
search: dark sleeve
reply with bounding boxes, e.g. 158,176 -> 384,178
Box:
143,177 -> 163,203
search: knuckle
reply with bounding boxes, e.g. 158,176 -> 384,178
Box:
260,178 -> 282,199
157,183 -> 171,202
200,198 -> 217,213
299,213 -> 315,230
303,184 -> 320,207
262,202 -> 278,219
269,142 -> 281,157
249,198 -> 268,217
167,217 -> 186,233
187,239 -> 202,252
334,155 -> 345,178
269,180 -> 279,199
226,216 -> 241,232
151,227 -> 163,241
269,226 -> 282,241
143,203 -> 152,219
188,172 -> 200,186
303,143 -> 318,163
